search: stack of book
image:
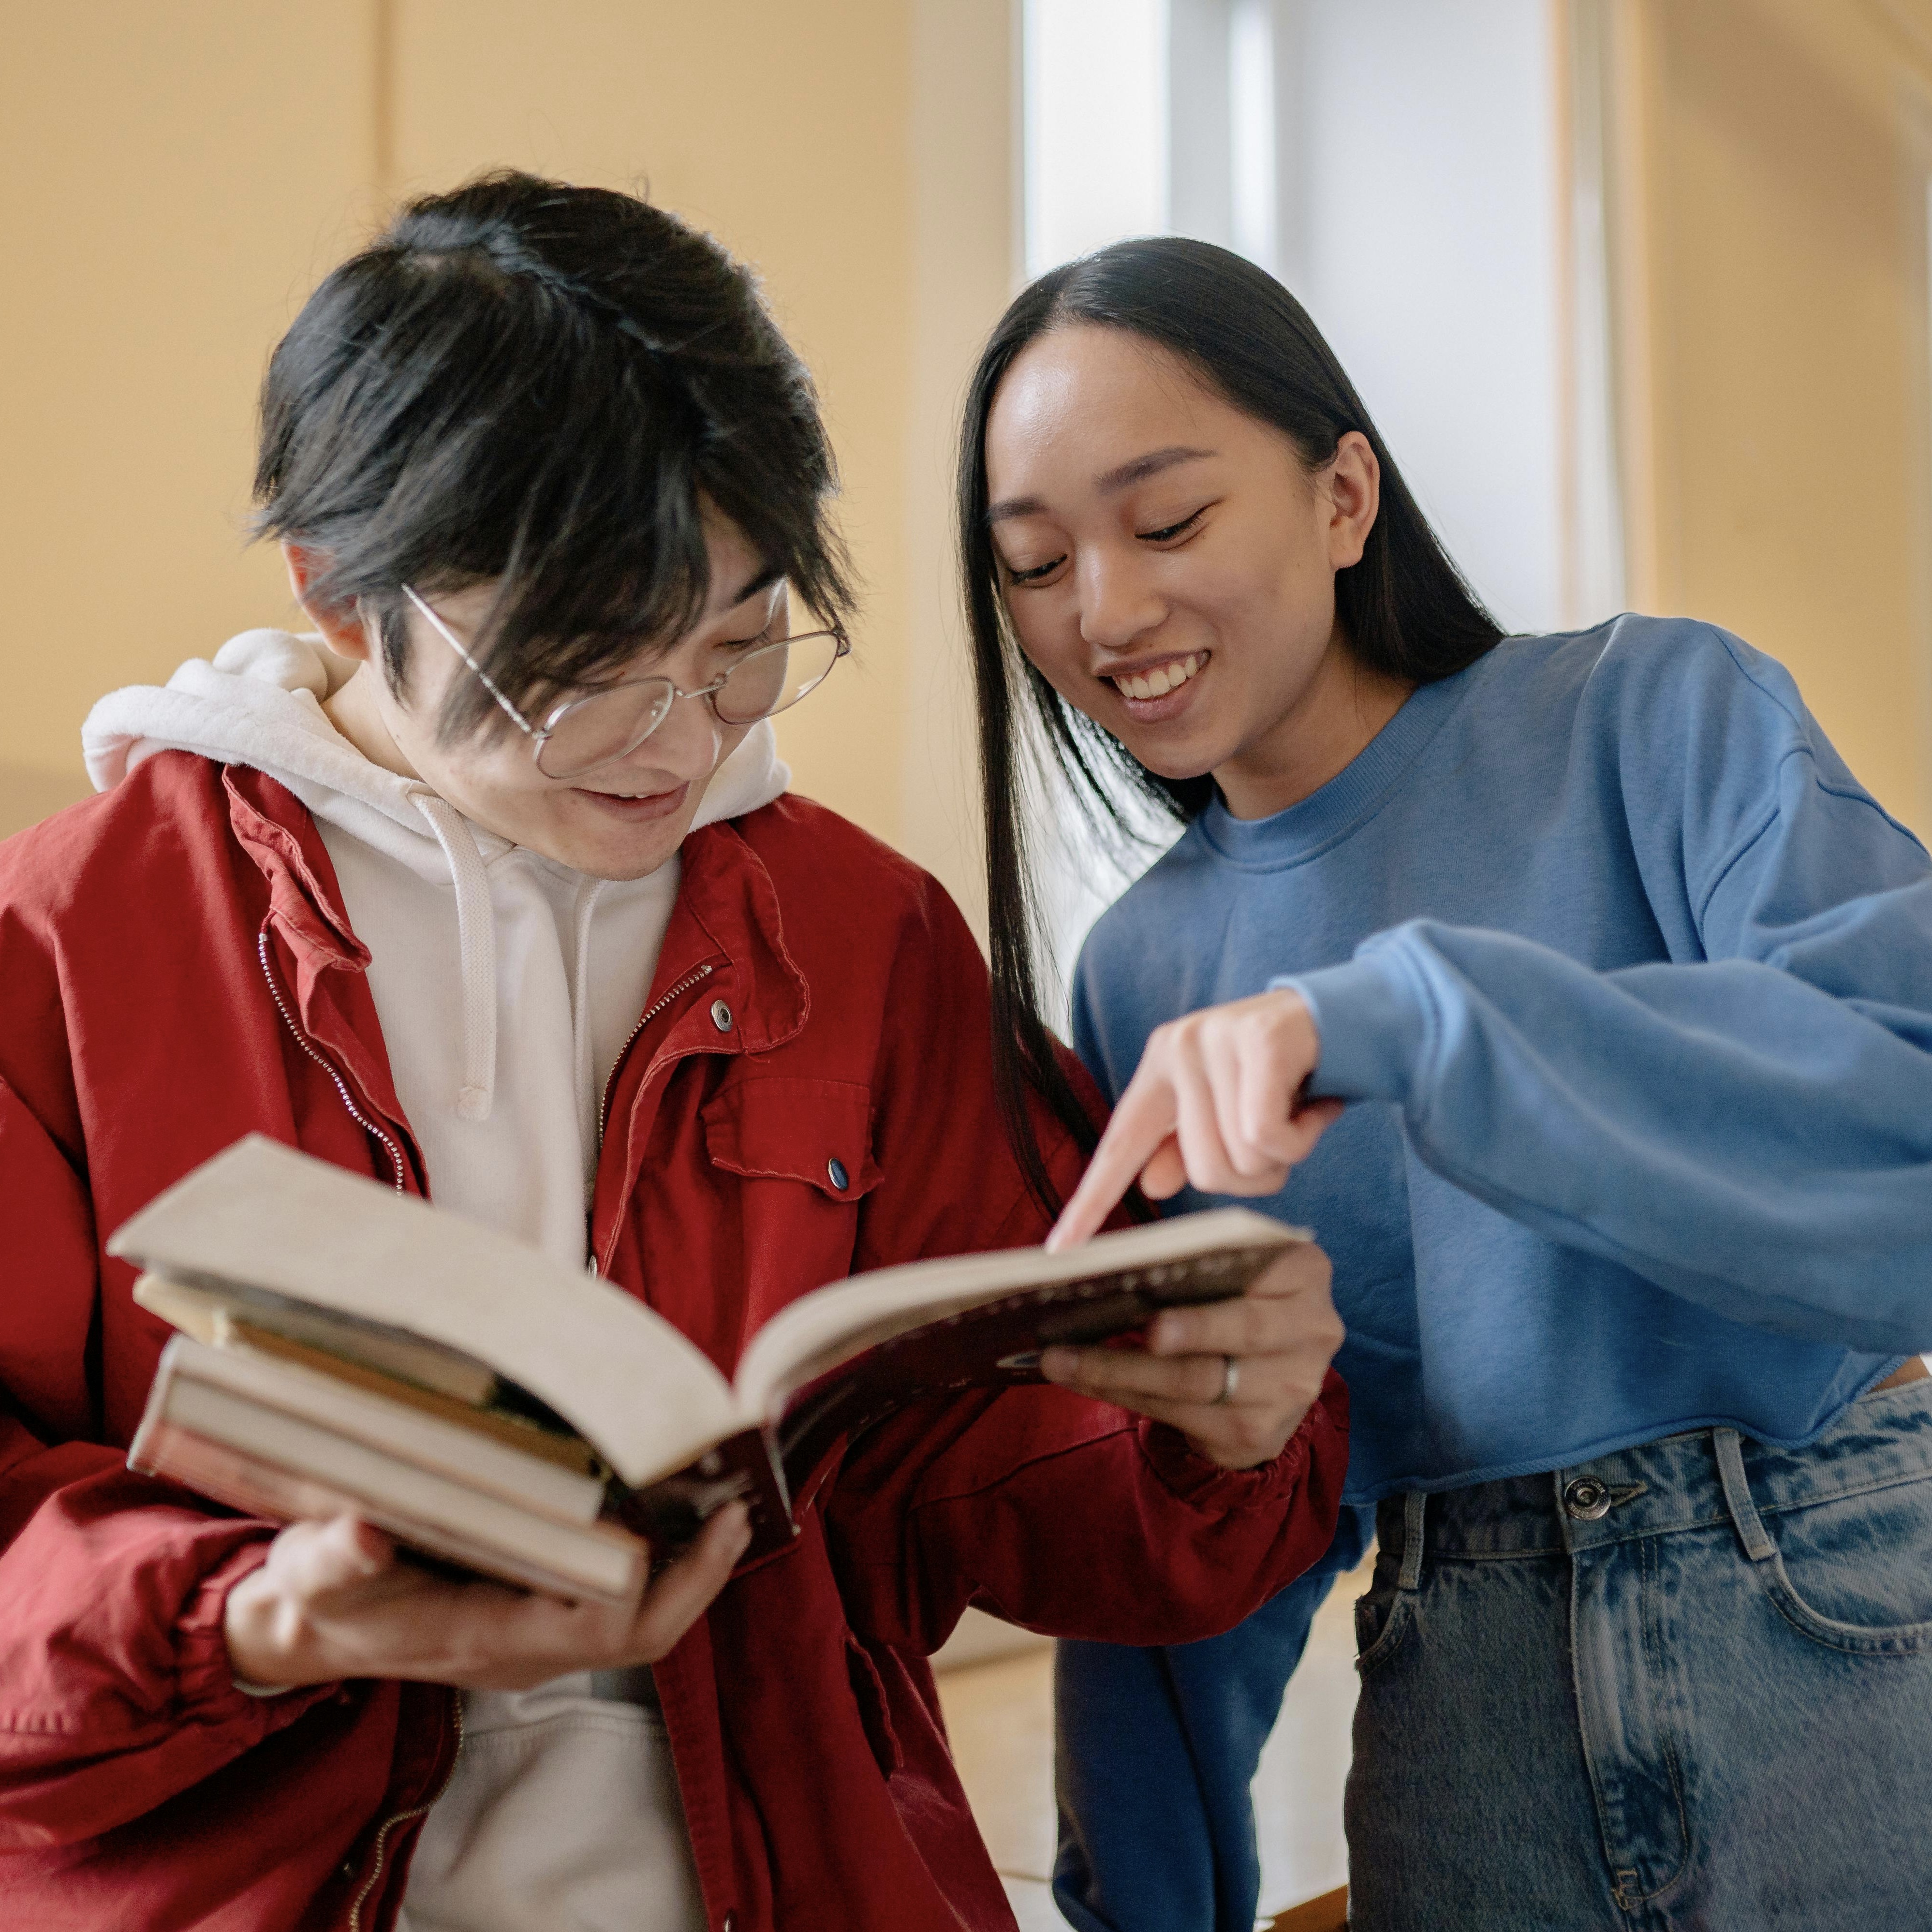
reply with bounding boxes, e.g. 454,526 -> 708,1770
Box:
118,1136 -> 1300,1602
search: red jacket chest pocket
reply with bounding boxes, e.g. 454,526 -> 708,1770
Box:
700,1078 -> 884,1323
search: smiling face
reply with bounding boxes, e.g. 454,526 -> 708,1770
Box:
983,324 -> 1407,819
298,513 -> 783,881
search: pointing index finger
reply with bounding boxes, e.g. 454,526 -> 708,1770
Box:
1046,1073 -> 1177,1251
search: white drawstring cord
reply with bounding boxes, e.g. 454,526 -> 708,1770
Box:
570,873 -> 608,1157
413,792 -> 499,1121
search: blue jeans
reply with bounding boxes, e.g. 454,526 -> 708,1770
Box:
1055,1382 -> 1932,1932
1052,1507 -> 1373,1932
1349,1379 -> 1932,1929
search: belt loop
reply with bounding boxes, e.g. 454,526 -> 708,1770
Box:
1713,1427 -> 1775,1563
1397,1490 -> 1427,1591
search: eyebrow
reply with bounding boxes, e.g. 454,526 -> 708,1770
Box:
984,445 -> 1217,524
727,561 -> 785,607
1094,444 -> 1216,492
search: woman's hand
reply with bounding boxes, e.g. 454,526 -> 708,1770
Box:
1039,1239 -> 1342,1469
1048,988 -> 1342,1250
1035,988 -> 1346,1469
223,1502 -> 750,1693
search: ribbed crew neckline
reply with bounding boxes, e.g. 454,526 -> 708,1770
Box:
1195,652 -> 1487,870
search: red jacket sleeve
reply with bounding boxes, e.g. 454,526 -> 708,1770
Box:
0,1046 -> 329,1847
822,875 -> 1350,1653
824,1373 -> 1349,1655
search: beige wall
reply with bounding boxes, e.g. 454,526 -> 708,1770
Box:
0,1 -> 1016,929
1607,0 -> 1932,836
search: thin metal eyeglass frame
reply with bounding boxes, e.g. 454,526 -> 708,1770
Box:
400,585 -> 847,779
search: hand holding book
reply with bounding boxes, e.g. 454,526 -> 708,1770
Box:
115,1137 -> 1333,1647
222,1504 -> 751,1695
1038,1238 -> 1341,1471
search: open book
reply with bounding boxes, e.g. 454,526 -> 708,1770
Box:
115,1136 -> 1302,1604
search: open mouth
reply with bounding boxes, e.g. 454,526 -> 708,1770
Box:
1108,652 -> 1206,702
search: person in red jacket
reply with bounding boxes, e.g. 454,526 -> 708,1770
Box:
0,173 -> 1347,1932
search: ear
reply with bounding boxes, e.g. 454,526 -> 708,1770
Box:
282,541 -> 380,664
1322,431 -> 1381,573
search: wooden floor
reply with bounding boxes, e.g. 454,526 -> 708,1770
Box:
932,1553 -> 1371,1931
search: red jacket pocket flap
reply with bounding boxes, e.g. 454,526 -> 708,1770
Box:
700,1078 -> 882,1200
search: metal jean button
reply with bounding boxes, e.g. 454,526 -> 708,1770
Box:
709,999 -> 734,1032
1563,1476 -> 1612,1520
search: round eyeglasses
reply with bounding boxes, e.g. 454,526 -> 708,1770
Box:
403,586 -> 848,782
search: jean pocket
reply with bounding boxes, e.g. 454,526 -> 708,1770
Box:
1757,1474 -> 1932,1656
1354,1569 -> 1414,1676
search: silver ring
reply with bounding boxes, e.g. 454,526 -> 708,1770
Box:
1215,1356 -> 1240,1406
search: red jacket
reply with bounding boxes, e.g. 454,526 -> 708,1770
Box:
0,752 -> 1347,1932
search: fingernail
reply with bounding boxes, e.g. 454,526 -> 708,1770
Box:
1151,1313 -> 1188,1353
1039,1346 -> 1076,1382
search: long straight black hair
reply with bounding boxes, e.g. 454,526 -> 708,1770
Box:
958,237 -> 1503,1211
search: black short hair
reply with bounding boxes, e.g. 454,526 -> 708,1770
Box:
253,171 -> 854,740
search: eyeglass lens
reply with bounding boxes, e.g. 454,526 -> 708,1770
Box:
535,631 -> 843,780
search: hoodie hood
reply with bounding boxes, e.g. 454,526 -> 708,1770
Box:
81,629 -> 790,1149
82,627 -> 789,851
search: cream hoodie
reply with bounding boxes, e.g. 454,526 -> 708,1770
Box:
85,628 -> 785,1932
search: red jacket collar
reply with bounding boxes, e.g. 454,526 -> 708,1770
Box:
222,765 -> 368,971
221,762 -> 811,1125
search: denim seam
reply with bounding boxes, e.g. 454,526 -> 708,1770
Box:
1754,1558 -> 1932,1658
1430,1546 -> 1569,1563
1748,1464 -> 1932,1522
1634,1533 -> 1691,1903
1760,1583 -> 1932,1657
1431,1464 -> 1932,1561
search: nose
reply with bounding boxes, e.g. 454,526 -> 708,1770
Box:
602,681 -> 725,786
1076,544 -> 1166,655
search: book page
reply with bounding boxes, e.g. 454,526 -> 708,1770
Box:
731,1207 -> 1300,1418
110,1136 -> 744,1487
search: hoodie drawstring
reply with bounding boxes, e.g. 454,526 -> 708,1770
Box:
570,873 -> 608,1157
413,791 -> 609,1143
413,793 -> 499,1122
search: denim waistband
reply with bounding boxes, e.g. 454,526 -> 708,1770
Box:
1376,1382 -> 1932,1569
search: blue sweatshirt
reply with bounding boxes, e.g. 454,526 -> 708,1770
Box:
1070,617 -> 1932,1504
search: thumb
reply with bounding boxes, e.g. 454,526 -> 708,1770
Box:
275,1514 -> 395,1599
1283,1096 -> 1346,1161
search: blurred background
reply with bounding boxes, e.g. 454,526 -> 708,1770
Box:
5,3 -> 1931,1925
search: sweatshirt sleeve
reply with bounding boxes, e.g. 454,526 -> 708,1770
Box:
1281,644 -> 1932,1356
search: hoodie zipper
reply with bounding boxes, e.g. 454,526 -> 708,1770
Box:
345,1696 -> 465,1932
257,928 -> 407,1194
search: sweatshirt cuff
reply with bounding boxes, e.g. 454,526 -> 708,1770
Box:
1271,948 -> 1426,1104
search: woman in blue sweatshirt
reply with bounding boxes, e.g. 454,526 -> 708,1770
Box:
961,237 -> 1932,1932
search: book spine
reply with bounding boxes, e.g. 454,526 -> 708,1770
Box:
615,1425 -> 797,1569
